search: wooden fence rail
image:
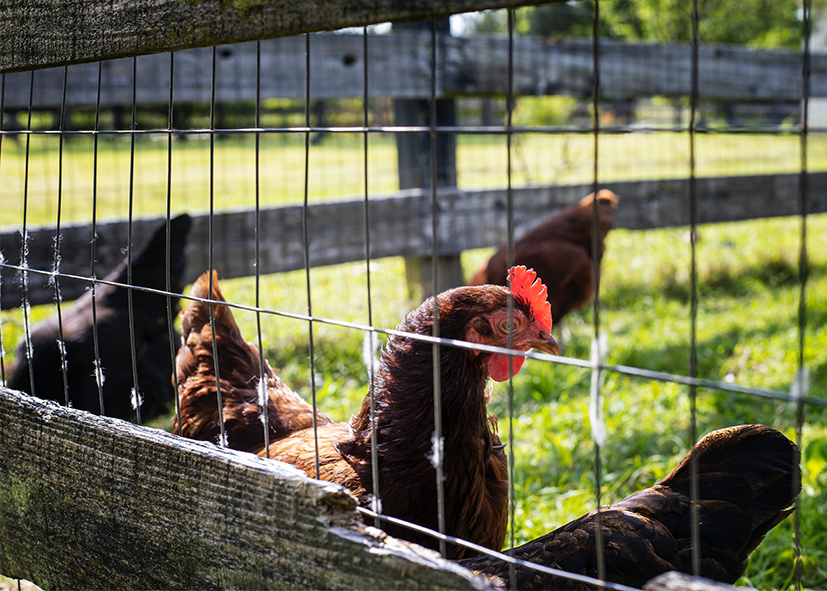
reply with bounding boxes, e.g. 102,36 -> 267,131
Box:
1,171 -> 824,309
2,34 -> 825,109
0,387 -> 740,591
0,388 -> 490,591
0,0 -> 560,75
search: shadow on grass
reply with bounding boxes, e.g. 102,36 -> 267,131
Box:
602,256 -> 827,308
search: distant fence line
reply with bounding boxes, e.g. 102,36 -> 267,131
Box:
1,171 -> 824,309
1,34 -> 825,111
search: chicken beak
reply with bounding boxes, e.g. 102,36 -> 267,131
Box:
527,334 -> 559,356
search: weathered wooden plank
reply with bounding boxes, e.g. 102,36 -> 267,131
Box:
0,387 -> 490,591
460,37 -> 827,101
2,172 -> 824,309
0,0 -> 563,75
2,34 -> 825,108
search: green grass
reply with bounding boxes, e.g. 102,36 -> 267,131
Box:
3,213 -> 826,589
3,132 -> 827,229
1,134 -> 826,590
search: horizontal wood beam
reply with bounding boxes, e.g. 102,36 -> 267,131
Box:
1,172 -> 824,309
0,0 -> 561,75
0,388 -> 489,591
2,34 -> 825,109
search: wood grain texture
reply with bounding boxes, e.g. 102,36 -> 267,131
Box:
0,0 -> 562,74
2,172 -> 824,309
0,387 -> 491,591
2,34 -> 825,106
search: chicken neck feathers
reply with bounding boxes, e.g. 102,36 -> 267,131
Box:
175,275 -> 526,559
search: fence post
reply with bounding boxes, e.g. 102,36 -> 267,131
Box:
394,19 -> 463,300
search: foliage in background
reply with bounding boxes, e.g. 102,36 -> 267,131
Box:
468,0 -> 809,48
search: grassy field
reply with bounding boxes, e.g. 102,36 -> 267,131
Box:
1,135 -> 826,590
2,131 -> 827,229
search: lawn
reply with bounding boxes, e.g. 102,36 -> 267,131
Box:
2,131 -> 827,229
1,134 -> 825,590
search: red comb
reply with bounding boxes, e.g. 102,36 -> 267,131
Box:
507,266 -> 552,332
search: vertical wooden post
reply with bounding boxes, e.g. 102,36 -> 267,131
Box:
394,19 -> 463,300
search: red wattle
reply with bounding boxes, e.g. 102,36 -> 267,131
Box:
487,353 -> 525,382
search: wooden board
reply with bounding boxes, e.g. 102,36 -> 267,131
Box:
0,0 -> 562,75
2,34 -> 825,108
1,172 -> 823,309
0,387 -> 490,591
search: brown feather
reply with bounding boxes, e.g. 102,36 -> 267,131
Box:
176,273 -> 555,559
174,271 -> 331,452
469,190 -> 618,322
458,424 -> 801,589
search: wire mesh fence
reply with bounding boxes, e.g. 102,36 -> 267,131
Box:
0,1 -> 824,589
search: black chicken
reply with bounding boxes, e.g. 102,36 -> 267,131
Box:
8,214 -> 191,421
459,424 -> 800,589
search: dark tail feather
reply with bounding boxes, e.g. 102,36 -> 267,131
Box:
660,424 -> 800,577
458,424 -> 800,589
131,213 -> 192,294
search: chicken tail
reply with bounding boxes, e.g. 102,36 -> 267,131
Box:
174,272 -> 327,452
653,423 -> 801,579
459,424 -> 800,589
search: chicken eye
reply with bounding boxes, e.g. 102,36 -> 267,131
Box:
499,320 -> 514,332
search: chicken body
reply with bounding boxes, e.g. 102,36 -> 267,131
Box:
8,214 -> 191,421
469,190 -> 618,323
175,269 -> 558,559
459,424 -> 800,589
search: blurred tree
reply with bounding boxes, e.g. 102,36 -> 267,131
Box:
597,0 -> 803,47
466,0 -> 805,49
524,2 -> 593,38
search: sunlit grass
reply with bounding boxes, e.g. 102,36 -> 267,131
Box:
3,132 -> 826,229
1,131 -> 826,589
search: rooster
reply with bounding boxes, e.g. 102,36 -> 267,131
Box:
469,190 -> 618,324
458,424 -> 800,589
8,214 -> 191,421
175,266 -> 559,559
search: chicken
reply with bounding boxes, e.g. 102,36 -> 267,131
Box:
8,214 -> 192,421
469,190 -> 618,324
174,266 -> 559,559
458,424 -> 800,589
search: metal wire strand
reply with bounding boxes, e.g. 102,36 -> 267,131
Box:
254,40 -> 272,460
794,0 -> 811,588
53,65 -> 70,405
505,8 -> 517,589
687,0 -> 702,576
207,45 -> 227,447
166,52 -> 183,430
428,18 -> 447,558
303,32 -> 322,480
20,70 -> 36,399
90,61 -> 106,415
363,25 -> 381,529
126,55 -> 143,425
357,506 -> 640,591
3,121 -> 815,138
590,0 -> 606,582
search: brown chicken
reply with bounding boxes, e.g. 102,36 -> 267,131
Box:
459,424 -> 800,589
8,214 -> 191,421
469,190 -> 618,323
175,266 -> 559,559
